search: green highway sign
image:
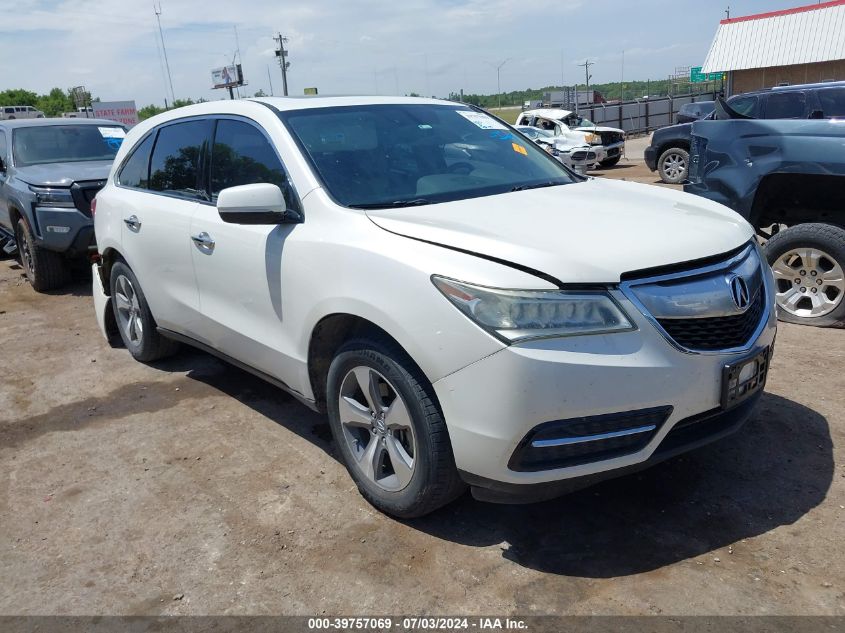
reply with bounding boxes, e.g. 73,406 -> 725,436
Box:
690,66 -> 724,83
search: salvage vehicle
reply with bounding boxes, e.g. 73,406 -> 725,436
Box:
685,109 -> 845,328
515,126 -> 596,174
646,81 -> 845,184
515,108 -> 625,167
92,97 -> 775,517
0,118 -> 126,290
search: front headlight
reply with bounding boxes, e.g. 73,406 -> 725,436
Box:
432,276 -> 635,343
29,186 -> 75,208
584,133 -> 602,145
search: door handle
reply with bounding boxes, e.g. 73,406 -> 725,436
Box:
123,215 -> 141,231
191,231 -> 215,249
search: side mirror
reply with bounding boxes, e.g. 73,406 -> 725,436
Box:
216,183 -> 302,225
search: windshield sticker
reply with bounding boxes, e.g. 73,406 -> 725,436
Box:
455,110 -> 508,130
489,130 -> 515,141
98,127 -> 126,139
512,142 -> 528,156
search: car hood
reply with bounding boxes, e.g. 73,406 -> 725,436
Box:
581,125 -> 625,135
13,160 -> 113,187
366,179 -> 752,283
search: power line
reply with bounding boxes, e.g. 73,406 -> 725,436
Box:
153,3 -> 176,105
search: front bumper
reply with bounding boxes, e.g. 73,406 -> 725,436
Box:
592,141 -> 625,163
33,205 -> 94,255
644,146 -> 658,171
433,285 -> 776,497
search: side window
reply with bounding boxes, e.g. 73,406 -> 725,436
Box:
0,131 -> 7,166
3,108 -> 13,114
149,119 -> 211,199
117,133 -> 155,189
764,92 -> 807,119
818,88 -> 845,117
727,95 -> 758,117
210,119 -> 294,207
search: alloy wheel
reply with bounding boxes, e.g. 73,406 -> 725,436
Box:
114,274 -> 144,346
661,152 -> 687,181
18,227 -> 34,277
771,247 -> 844,318
338,366 -> 417,492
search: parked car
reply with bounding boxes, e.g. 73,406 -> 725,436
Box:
0,118 -> 126,290
675,100 -> 715,124
515,126 -> 596,174
686,109 -> 845,328
0,105 -> 46,120
515,108 -> 625,167
92,97 -> 775,517
646,81 -> 845,184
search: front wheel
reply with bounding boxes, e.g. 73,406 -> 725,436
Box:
15,217 -> 69,291
657,147 -> 689,184
765,223 -> 845,328
326,337 -> 465,518
110,261 -> 180,361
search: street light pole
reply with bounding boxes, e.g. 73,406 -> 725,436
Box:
489,58 -> 511,109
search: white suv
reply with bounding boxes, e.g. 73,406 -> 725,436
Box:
0,105 -> 45,120
92,97 -> 776,517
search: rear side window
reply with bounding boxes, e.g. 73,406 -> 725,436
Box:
210,119 -> 293,206
818,87 -> 845,117
3,108 -> 13,114
118,133 -> 155,189
764,92 -> 807,119
149,119 -> 212,200
727,95 -> 758,117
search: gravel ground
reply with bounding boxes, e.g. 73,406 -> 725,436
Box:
1,163 -> 844,616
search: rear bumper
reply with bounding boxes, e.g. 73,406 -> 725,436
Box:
462,392 -> 761,503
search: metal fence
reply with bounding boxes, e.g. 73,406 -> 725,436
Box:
573,90 -> 719,134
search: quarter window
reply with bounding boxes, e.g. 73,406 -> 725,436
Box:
149,119 -> 212,200
727,95 -> 758,117
210,119 -> 293,206
117,133 -> 155,189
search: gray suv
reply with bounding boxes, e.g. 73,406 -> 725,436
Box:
0,118 -> 126,290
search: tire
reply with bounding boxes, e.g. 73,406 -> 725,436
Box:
599,155 -> 621,168
326,336 -> 466,518
15,217 -> 69,291
657,147 -> 689,184
109,261 -> 180,361
764,223 -> 845,328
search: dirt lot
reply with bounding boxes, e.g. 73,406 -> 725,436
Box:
1,163 -> 844,617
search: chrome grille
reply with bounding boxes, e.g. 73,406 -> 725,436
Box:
621,243 -> 770,353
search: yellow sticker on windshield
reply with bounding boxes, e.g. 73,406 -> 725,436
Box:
512,142 -> 528,156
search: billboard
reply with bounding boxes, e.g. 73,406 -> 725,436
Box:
690,66 -> 723,83
92,100 -> 139,127
212,64 -> 243,88
304,87 -> 318,95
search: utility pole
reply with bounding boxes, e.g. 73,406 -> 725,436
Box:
620,50 -> 625,102
578,59 -> 594,109
725,6 -> 730,19
267,65 -> 274,96
154,4 -> 176,105
274,33 -> 290,96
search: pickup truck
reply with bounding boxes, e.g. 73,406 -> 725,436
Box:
685,114 -> 845,328
0,118 -> 125,290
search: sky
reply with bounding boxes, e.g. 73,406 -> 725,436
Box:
1,0 -> 816,107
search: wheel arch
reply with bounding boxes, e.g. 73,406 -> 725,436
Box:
307,313 -> 425,414
750,173 -> 845,231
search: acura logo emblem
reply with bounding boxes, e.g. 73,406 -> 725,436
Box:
728,274 -> 750,309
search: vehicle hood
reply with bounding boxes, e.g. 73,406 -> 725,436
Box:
366,179 -> 752,283
581,125 -> 625,135
13,160 -> 113,187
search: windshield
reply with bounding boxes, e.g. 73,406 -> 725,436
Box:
280,104 -> 575,208
566,115 -> 595,128
13,125 -> 125,167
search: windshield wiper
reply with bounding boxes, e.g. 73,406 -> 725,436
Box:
350,198 -> 432,209
510,181 -> 563,192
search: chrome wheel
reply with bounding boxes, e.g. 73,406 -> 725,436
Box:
660,152 -> 687,181
338,366 -> 417,492
114,274 -> 144,346
18,227 -> 34,276
771,247 -> 845,318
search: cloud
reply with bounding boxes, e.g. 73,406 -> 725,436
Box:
3,0 -> 722,105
